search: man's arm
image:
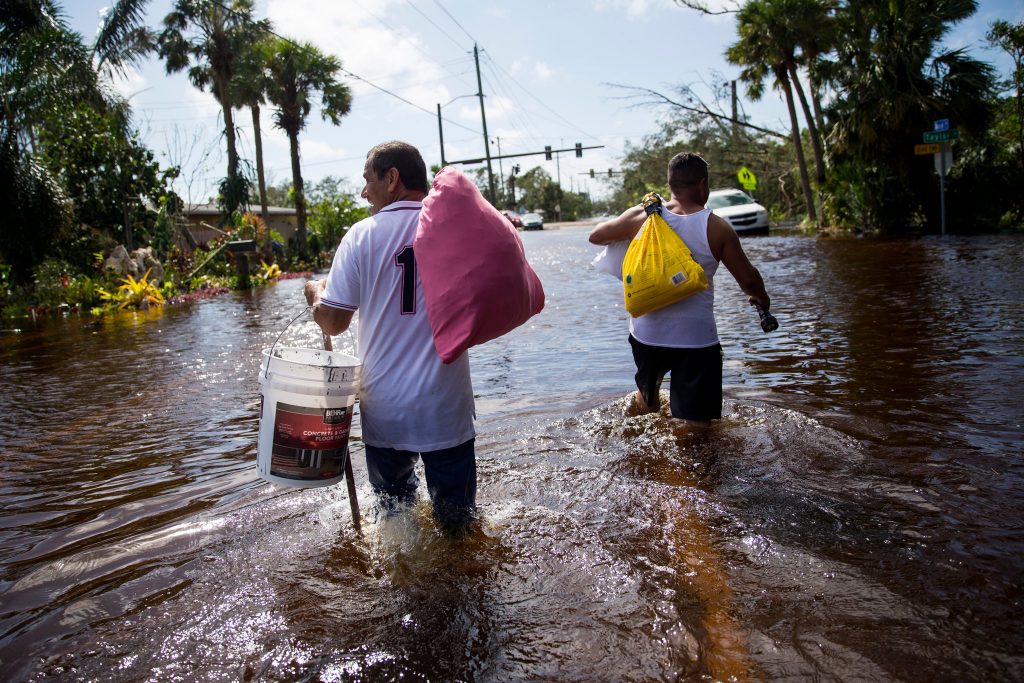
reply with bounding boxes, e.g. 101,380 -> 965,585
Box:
304,279 -> 354,336
588,205 -> 646,245
707,214 -> 770,309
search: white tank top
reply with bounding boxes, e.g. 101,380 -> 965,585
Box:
629,207 -> 720,348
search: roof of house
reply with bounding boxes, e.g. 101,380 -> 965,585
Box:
184,203 -> 297,216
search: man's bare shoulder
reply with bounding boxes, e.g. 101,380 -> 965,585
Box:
705,211 -> 738,260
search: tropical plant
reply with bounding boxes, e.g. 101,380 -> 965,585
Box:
257,260 -> 281,282
263,37 -> 353,256
97,268 -> 165,309
158,0 -> 270,216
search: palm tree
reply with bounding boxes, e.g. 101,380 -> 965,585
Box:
232,31 -> 275,225
94,0 -> 155,81
828,0 -> 993,230
727,0 -> 818,225
784,0 -> 834,183
157,0 -> 269,216
263,38 -> 352,255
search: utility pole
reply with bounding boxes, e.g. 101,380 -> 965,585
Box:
474,44 -> 497,203
437,103 -> 446,166
556,139 -> 562,187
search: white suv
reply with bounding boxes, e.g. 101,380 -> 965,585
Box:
706,189 -> 769,235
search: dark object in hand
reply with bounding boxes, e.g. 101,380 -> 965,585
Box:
753,302 -> 778,333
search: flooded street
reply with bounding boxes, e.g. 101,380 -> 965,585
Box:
1,226 -> 1022,681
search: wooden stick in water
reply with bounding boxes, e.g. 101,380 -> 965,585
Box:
323,332 -> 362,534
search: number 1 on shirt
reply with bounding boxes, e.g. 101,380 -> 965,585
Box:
394,245 -> 416,315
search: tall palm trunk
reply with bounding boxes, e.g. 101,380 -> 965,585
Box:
216,75 -> 241,216
787,62 -> 826,184
781,71 -> 817,226
287,128 -> 307,254
809,71 -> 826,135
251,104 -> 269,224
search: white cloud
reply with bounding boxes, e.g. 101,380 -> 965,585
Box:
595,0 -> 657,19
266,0 -> 449,111
109,69 -> 148,101
534,61 -> 554,80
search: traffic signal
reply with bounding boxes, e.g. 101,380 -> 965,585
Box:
608,168 -> 612,177
589,169 -> 594,178
544,145 -> 552,161
575,142 -> 582,158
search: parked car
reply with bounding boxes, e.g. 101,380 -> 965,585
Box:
706,189 -> 769,235
501,210 -> 523,229
522,212 -> 544,230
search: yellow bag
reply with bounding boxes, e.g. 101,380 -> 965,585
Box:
622,193 -> 708,317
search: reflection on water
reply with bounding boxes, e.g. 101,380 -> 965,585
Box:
1,229 -> 1022,681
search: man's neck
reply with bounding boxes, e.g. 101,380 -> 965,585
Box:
667,192 -> 705,215
390,189 -> 427,204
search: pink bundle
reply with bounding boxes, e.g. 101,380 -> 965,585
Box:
415,166 -> 545,363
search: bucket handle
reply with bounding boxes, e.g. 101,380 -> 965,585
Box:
263,305 -> 313,380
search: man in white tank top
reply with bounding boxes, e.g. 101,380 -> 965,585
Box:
304,141 -> 477,533
588,152 -> 771,426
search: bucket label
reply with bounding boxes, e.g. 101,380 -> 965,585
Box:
269,402 -> 352,481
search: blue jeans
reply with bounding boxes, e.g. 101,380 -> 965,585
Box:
364,438 -> 476,531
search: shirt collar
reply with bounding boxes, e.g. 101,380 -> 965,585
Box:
379,200 -> 423,213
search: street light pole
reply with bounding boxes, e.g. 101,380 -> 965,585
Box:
436,93 -> 477,170
495,136 -> 504,206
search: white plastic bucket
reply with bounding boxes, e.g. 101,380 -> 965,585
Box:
257,346 -> 361,488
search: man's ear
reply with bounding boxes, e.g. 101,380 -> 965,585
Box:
386,167 -> 401,192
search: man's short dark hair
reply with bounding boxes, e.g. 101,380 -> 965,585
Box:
367,141 -> 429,193
668,152 -> 709,191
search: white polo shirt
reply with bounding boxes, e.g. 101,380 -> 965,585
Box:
320,200 -> 475,451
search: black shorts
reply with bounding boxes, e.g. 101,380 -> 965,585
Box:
629,335 -> 722,421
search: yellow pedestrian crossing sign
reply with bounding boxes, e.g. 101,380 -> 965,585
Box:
737,166 -> 757,191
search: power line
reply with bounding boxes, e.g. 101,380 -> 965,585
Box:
430,0 -> 477,45
483,51 -> 599,141
203,0 -> 480,135
405,0 -> 468,52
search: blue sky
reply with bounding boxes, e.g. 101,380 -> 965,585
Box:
65,0 -> 1022,207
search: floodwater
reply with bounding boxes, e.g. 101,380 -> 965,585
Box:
1,226 -> 1022,682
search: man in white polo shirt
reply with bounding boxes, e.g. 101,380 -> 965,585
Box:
304,141 -> 476,532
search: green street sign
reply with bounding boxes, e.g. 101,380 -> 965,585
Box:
737,166 -> 757,190
923,130 -> 960,143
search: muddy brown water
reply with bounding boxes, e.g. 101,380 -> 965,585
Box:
1,227 -> 1022,681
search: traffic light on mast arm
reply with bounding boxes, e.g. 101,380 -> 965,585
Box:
575,142 -> 582,158
544,146 -> 552,161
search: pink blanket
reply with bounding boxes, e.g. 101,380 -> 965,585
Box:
415,167 -> 545,363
